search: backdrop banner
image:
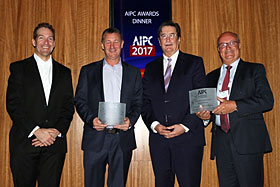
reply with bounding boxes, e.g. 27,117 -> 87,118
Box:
111,0 -> 172,75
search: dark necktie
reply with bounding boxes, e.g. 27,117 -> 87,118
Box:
164,58 -> 172,92
220,66 -> 232,133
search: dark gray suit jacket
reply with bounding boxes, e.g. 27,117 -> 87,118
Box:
74,60 -> 142,152
142,51 -> 207,147
207,59 -> 273,159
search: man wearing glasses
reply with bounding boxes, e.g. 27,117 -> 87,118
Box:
197,32 -> 274,187
142,21 -> 207,187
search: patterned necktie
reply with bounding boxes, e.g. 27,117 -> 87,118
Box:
164,58 -> 172,92
220,66 -> 232,133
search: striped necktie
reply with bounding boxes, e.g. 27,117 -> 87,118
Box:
164,58 -> 172,92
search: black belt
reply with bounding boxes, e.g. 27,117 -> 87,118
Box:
105,128 -> 120,134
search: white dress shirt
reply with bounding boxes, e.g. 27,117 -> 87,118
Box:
162,50 -> 179,76
215,58 -> 240,126
34,53 -> 53,105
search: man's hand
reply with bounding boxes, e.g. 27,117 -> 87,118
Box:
155,124 -> 185,139
155,124 -> 170,136
33,128 -> 57,147
93,117 -> 107,131
196,110 -> 211,120
32,128 -> 61,147
164,124 -> 185,139
48,128 -> 61,138
32,138 -> 44,147
114,117 -> 130,131
212,97 -> 237,115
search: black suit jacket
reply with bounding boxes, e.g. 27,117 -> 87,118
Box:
207,59 -> 273,159
142,51 -> 207,146
6,56 -> 74,155
74,60 -> 142,152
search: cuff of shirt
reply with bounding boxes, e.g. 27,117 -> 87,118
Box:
203,120 -> 210,126
28,126 -> 62,138
28,126 -> 40,138
180,124 -> 189,133
151,121 -> 159,133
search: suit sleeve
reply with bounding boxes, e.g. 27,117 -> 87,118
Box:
181,57 -> 207,130
235,64 -> 274,116
6,63 -> 37,137
74,66 -> 96,125
54,69 -> 74,135
126,69 -> 143,127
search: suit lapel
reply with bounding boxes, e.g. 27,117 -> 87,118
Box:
120,62 -> 129,103
28,56 -> 47,105
211,69 -> 221,88
155,56 -> 165,93
96,61 -> 105,101
168,52 -> 183,92
48,60 -> 59,106
229,60 -> 244,100
147,56 -> 165,93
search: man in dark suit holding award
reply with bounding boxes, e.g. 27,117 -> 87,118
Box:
75,27 -> 142,187
142,21 -> 206,187
197,31 -> 274,187
6,23 -> 74,187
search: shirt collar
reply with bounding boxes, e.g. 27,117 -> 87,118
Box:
103,58 -> 122,68
34,53 -> 52,67
163,50 -> 179,64
222,58 -> 240,70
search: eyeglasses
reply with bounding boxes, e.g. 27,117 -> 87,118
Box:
218,41 -> 239,50
160,33 -> 177,39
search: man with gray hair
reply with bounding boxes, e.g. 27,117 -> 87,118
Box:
197,31 -> 273,187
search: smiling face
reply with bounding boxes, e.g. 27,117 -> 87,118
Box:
217,32 -> 241,65
158,26 -> 180,57
101,32 -> 124,65
32,27 -> 55,61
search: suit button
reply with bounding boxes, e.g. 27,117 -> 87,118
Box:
164,100 -> 170,103
45,120 -> 49,123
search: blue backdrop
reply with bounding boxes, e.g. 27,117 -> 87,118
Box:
111,0 -> 172,74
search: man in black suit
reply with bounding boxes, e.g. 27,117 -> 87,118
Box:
197,31 -> 274,187
142,21 -> 206,187
75,27 -> 142,187
6,22 -> 74,187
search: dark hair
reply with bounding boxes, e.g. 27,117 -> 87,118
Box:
217,31 -> 240,47
101,27 -> 123,42
33,22 -> 55,40
158,20 -> 181,38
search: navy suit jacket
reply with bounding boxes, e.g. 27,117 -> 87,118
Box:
142,51 -> 207,147
6,56 -> 74,155
207,59 -> 273,159
74,60 -> 142,152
